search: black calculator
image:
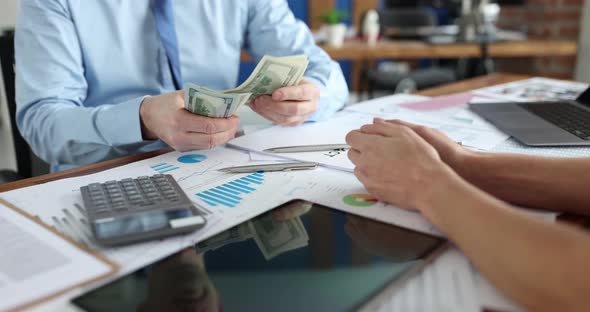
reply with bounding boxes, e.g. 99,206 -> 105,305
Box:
80,174 -> 206,246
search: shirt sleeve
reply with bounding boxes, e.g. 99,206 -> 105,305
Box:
15,0 -> 149,167
245,0 -> 349,121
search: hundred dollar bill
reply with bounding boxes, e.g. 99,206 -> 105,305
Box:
194,223 -> 252,254
184,54 -> 309,118
225,54 -> 309,101
249,214 -> 309,260
184,83 -> 251,118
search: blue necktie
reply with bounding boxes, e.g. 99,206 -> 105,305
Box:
151,0 -> 183,90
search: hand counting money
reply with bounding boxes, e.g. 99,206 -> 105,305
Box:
184,54 -> 309,118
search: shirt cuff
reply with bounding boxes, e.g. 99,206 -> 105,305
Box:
95,96 -> 148,146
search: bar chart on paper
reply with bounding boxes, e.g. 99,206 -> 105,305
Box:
151,163 -> 180,174
196,172 -> 265,209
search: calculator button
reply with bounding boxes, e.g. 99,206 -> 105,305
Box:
88,183 -> 102,190
92,200 -> 106,206
129,198 -> 142,205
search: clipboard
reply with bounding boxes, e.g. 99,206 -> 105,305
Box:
0,198 -> 119,311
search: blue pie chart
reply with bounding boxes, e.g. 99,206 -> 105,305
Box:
177,154 -> 207,164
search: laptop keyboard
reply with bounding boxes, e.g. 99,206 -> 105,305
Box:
519,102 -> 590,140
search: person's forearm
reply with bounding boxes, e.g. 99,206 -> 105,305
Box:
455,152 -> 590,215
423,173 -> 590,312
18,98 -> 148,166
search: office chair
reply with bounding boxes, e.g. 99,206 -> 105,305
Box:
0,30 -> 33,183
364,9 -> 457,99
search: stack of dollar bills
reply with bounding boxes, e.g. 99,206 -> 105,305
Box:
184,54 -> 309,118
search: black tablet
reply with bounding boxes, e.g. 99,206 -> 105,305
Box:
72,201 -> 447,312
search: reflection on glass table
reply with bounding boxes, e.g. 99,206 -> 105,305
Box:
72,201 -> 447,312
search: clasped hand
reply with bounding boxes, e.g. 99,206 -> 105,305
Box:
346,118 -> 468,213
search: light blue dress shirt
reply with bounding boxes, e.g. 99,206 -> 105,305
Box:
15,0 -> 349,172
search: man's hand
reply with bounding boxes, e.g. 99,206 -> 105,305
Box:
272,200 -> 313,221
249,79 -> 320,126
345,118 -> 456,211
140,91 -> 240,151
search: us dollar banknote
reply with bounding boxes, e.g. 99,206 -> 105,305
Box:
194,223 -> 252,254
185,84 -> 251,118
249,214 -> 309,260
184,54 -> 309,118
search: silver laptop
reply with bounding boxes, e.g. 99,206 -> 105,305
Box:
470,86 -> 590,146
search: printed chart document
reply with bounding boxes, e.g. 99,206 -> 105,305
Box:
471,77 -> 588,102
230,101 -> 510,171
0,200 -> 116,311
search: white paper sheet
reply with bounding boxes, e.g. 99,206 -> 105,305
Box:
229,112 -> 373,171
344,94 -> 430,115
0,202 -> 113,311
474,271 -> 526,312
365,248 -> 480,312
229,107 -> 509,171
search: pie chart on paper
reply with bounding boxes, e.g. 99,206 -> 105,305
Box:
177,154 -> 207,164
342,194 -> 379,207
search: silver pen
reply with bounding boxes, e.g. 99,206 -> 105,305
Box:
264,144 -> 350,153
218,162 -> 319,173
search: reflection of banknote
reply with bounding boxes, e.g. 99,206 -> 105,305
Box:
195,223 -> 252,254
184,54 -> 309,118
194,211 -> 309,259
249,215 -> 309,260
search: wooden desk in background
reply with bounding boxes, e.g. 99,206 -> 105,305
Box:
0,73 -> 530,193
241,39 -> 577,91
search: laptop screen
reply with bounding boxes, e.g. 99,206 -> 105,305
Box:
72,202 -> 446,312
576,86 -> 590,107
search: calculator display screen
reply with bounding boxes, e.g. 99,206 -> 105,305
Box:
94,209 -> 193,239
